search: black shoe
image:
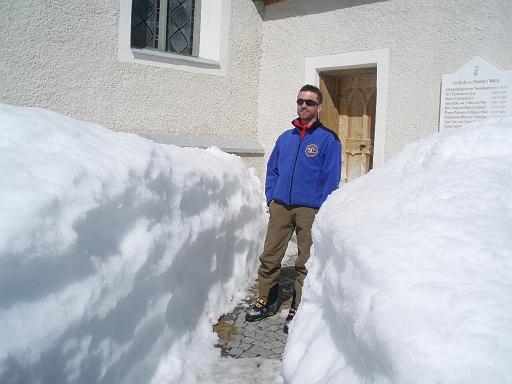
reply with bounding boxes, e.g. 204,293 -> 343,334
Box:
245,297 -> 277,322
283,307 -> 296,334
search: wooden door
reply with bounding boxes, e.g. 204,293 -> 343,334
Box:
320,69 -> 376,183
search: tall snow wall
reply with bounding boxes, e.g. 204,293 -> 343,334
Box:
0,104 -> 266,383
284,118 -> 512,384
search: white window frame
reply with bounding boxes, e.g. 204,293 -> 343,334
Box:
118,0 -> 230,75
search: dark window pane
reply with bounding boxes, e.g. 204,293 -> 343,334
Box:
131,0 -> 159,49
167,0 -> 195,55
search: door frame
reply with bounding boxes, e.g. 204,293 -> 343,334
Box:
304,49 -> 389,168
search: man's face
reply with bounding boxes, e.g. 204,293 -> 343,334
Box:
296,90 -> 321,123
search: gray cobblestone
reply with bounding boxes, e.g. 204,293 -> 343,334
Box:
229,340 -> 241,349
228,347 -> 244,357
242,348 -> 260,358
213,249 -> 298,361
272,339 -> 285,348
263,342 -> 277,350
272,347 -> 284,355
238,343 -> 251,352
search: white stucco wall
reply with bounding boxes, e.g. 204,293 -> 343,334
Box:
257,0 -> 512,163
3,0 -> 511,180
0,0 -> 263,142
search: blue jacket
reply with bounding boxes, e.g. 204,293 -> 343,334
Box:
266,120 -> 342,209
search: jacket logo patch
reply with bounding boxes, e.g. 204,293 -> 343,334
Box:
305,144 -> 319,157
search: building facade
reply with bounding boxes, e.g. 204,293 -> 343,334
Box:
1,0 -> 511,182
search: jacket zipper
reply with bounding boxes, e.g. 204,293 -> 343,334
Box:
289,135 -> 303,204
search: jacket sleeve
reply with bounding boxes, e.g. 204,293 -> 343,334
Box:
321,136 -> 342,204
265,139 -> 280,206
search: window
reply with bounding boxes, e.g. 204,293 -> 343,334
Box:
118,0 -> 228,74
130,0 -> 200,56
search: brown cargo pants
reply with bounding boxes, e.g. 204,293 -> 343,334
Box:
257,201 -> 318,308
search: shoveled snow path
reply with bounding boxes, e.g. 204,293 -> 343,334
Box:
205,242 -> 299,383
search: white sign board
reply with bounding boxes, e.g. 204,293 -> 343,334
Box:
439,57 -> 512,130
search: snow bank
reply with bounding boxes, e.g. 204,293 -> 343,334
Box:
0,104 -> 266,383
284,118 -> 512,384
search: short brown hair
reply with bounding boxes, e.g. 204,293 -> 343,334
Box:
299,84 -> 323,104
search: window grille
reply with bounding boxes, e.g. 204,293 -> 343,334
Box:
131,0 -> 197,56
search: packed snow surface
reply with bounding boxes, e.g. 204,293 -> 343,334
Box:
4,103 -> 511,384
0,104 -> 266,383
283,118 -> 512,383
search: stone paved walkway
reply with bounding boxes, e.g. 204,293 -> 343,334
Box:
213,243 -> 297,360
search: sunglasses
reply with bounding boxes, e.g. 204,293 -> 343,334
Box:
296,98 -> 318,106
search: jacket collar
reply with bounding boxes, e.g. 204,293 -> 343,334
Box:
291,118 -> 322,134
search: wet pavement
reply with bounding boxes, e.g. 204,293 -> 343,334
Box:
214,245 -> 297,360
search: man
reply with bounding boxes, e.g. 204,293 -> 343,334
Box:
245,84 -> 342,333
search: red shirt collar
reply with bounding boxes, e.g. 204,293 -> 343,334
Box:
293,118 -> 316,130
293,118 -> 318,138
